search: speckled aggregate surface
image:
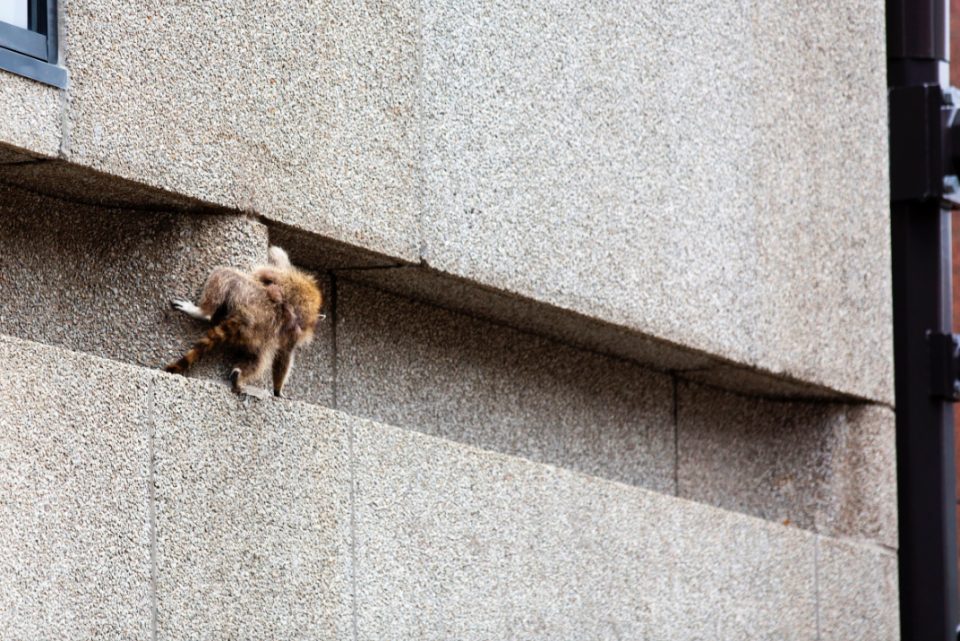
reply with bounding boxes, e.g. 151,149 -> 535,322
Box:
419,0 -> 892,404
0,336 -> 153,640
0,184 -> 271,385
677,381 -> 897,548
337,280 -> 677,493
352,420 -> 820,639
58,0 -> 421,261
0,75 -> 61,158
0,0 -> 892,404
151,373 -> 351,640
817,537 -> 900,640
0,156 -> 210,211
1,335 -> 899,636
0,142 -> 39,164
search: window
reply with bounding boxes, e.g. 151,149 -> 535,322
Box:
0,0 -> 65,88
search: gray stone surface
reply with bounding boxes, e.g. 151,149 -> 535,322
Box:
0,184 -> 274,386
353,419 -> 820,639
0,141 -> 39,164
269,223 -> 403,271
677,382 -> 897,547
419,0 -> 892,404
817,537 -> 899,640
0,335 -> 152,640
0,334 -> 900,636
346,265 -> 718,373
0,156 -> 210,211
58,0 -> 420,261
337,280 -> 677,493
151,373 -> 351,640
0,74 -> 61,158
348,266 -> 856,400
1,0 -> 893,403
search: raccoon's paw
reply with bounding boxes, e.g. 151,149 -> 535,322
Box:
171,299 -> 209,321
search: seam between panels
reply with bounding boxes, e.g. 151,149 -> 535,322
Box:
330,273 -> 339,412
416,0 -> 426,266
814,534 -> 821,640
349,416 -> 358,641
672,375 -> 679,497
147,374 -> 158,641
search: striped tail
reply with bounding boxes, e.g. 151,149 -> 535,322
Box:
163,320 -> 238,375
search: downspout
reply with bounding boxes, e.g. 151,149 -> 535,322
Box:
887,0 -> 960,639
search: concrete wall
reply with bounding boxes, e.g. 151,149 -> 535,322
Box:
0,196 -> 896,546
0,0 -> 892,403
0,335 -> 899,639
0,0 -> 899,633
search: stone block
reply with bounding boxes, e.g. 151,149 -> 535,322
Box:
0,184 -> 271,386
151,373 -> 351,640
677,381 -> 897,547
0,73 -> 61,158
0,335 -> 152,639
418,0 -> 891,404
0,157 -> 209,211
353,419 -> 819,639
817,537 -> 899,640
0,141 -> 39,164
336,280 -> 676,493
57,0 -> 420,261
346,265 -> 718,373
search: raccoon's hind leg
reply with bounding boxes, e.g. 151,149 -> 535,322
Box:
170,299 -> 210,321
171,267 -> 248,322
228,350 -> 273,393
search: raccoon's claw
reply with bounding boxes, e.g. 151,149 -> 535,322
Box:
229,368 -> 242,391
170,299 -> 210,321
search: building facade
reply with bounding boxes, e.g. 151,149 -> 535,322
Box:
0,0 -> 898,638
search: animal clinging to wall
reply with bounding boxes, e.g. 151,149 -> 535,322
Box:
163,246 -> 323,397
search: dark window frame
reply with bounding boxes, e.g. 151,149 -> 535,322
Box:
0,0 -> 65,88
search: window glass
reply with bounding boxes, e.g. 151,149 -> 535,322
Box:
0,0 -> 28,30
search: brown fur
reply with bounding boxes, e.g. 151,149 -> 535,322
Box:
163,246 -> 323,397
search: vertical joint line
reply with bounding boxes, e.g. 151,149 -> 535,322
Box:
814,535 -> 821,640
147,375 -> 158,641
330,273 -> 339,411
672,375 -> 679,497
349,412 -> 358,641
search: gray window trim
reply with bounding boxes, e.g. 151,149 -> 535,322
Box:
0,0 -> 65,88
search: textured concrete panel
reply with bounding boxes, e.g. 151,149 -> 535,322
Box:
59,0 -> 419,261
353,420 -> 819,639
0,184 -> 275,385
0,157 -> 210,211
347,265 -> 717,372
0,141 -> 38,164
151,373 -> 351,640
419,0 -> 891,404
0,73 -> 61,158
0,335 -> 152,639
677,382 -> 897,547
337,280 -> 676,492
817,538 -> 899,640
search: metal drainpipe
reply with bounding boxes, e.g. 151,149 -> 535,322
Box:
887,0 -> 960,639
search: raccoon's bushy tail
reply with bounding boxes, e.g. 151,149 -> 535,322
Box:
163,319 -> 241,375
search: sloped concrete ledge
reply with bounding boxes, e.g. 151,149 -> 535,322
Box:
1,140 -> 883,404
0,335 -> 898,638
